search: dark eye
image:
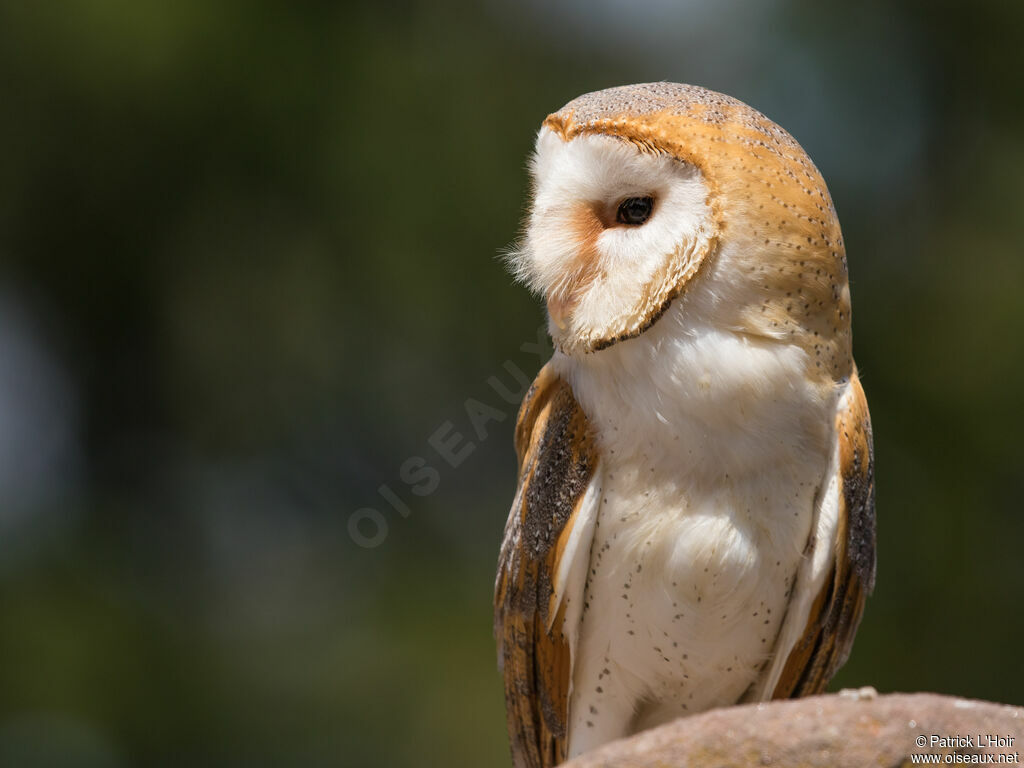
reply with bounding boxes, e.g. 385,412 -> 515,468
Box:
616,196 -> 654,226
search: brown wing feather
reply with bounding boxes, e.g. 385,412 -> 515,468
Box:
772,371 -> 876,698
495,363 -> 598,768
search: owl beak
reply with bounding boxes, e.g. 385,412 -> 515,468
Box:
547,294 -> 571,331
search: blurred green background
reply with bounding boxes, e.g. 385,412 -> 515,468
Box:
0,1 -> 1022,765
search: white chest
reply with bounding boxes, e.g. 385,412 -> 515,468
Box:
553,311 -> 837,746
581,456 -> 818,720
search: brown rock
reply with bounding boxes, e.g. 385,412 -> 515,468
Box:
563,690 -> 1024,767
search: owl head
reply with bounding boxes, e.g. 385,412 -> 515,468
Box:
509,82 -> 853,377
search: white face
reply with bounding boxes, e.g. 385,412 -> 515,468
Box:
510,128 -> 715,353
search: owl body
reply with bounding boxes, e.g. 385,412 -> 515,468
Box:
495,84 -> 875,767
552,292 -> 837,754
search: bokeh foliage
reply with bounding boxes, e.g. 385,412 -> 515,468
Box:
0,1 -> 1021,765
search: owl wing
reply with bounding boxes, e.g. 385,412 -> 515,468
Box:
494,362 -> 601,768
759,371 -> 876,699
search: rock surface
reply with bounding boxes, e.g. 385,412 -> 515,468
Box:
564,690 -> 1023,767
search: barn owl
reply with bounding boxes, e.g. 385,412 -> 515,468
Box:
494,83 -> 875,767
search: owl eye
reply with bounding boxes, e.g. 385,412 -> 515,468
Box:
615,196 -> 654,226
